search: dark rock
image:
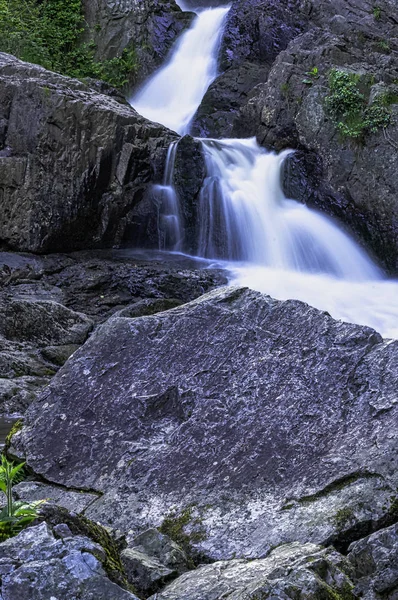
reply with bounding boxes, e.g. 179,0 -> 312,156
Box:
0,53 -> 177,254
235,17 -> 398,271
83,0 -> 194,89
348,523 -> 398,599
191,62 -> 270,138
13,287 -> 398,560
121,548 -> 175,596
148,542 -> 356,599
0,249 -> 226,414
128,528 -> 188,575
173,135 -> 207,253
220,0 -> 309,71
0,522 -> 138,599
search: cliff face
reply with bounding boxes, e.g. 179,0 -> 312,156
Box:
192,0 -> 398,272
0,53 -> 177,253
82,0 -> 194,88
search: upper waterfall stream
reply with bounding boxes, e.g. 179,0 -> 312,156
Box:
130,6 -> 230,135
130,5 -> 398,338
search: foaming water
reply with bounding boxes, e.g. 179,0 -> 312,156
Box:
197,138 -> 380,280
228,265 -> 398,339
195,138 -> 398,338
130,6 -> 230,134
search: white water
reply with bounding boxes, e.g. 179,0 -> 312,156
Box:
130,6 -> 230,134
129,4 -> 398,338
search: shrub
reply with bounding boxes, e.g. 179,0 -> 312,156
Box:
0,0 -> 137,88
325,69 -> 392,138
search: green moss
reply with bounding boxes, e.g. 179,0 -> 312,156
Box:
373,6 -> 381,20
325,69 -> 392,139
4,419 -> 23,455
332,507 -> 355,530
159,506 -> 207,566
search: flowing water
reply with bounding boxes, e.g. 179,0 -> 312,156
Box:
130,5 -> 398,338
130,6 -> 230,134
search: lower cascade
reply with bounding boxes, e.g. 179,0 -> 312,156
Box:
155,136 -> 398,338
129,4 -> 398,338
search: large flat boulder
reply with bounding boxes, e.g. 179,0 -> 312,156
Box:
14,287 -> 398,559
0,53 -> 177,253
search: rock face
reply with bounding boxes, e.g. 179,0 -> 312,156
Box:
240,22 -> 398,272
14,287 -> 398,560
0,53 -> 177,254
0,249 -> 226,413
348,523 -> 398,599
149,542 -> 356,600
0,522 -> 139,599
191,0 -> 398,272
83,0 -> 194,88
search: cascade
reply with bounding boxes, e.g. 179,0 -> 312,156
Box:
130,4 -> 398,338
130,6 -> 230,135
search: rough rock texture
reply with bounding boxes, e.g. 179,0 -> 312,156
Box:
0,53 -> 177,254
13,287 -> 398,560
148,542 -> 356,599
14,481 -> 99,514
239,23 -> 398,271
0,249 -> 226,413
348,522 -> 398,599
83,0 -> 194,88
121,527 -> 189,595
191,0 -> 398,271
191,62 -> 269,138
0,522 -> 139,599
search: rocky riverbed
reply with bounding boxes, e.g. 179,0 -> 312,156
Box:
0,0 -> 397,598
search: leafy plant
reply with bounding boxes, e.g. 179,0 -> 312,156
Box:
373,6 -> 381,20
0,0 -> 138,88
325,69 -> 392,138
0,456 -> 42,540
302,66 -> 319,85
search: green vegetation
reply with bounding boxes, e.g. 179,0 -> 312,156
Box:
0,0 -> 137,87
0,456 -> 42,540
302,66 -> 319,85
325,69 -> 393,138
373,5 -> 381,20
159,506 -> 207,565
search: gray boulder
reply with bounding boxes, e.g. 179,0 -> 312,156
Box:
0,53 -> 177,254
148,541 -> 356,600
121,528 -> 189,594
348,523 -> 398,599
14,287 -> 398,560
0,522 -> 139,599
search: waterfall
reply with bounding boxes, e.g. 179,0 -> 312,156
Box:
129,3 -> 398,338
152,142 -> 183,251
130,6 -> 230,135
197,138 -> 379,280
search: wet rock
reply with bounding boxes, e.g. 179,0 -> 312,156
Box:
83,0 -> 194,89
191,62 -> 270,138
14,287 -> 398,560
348,523 -> 398,599
0,249 -> 226,414
0,522 -> 138,599
0,53 -> 177,254
148,542 -> 356,600
235,10 -> 398,271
